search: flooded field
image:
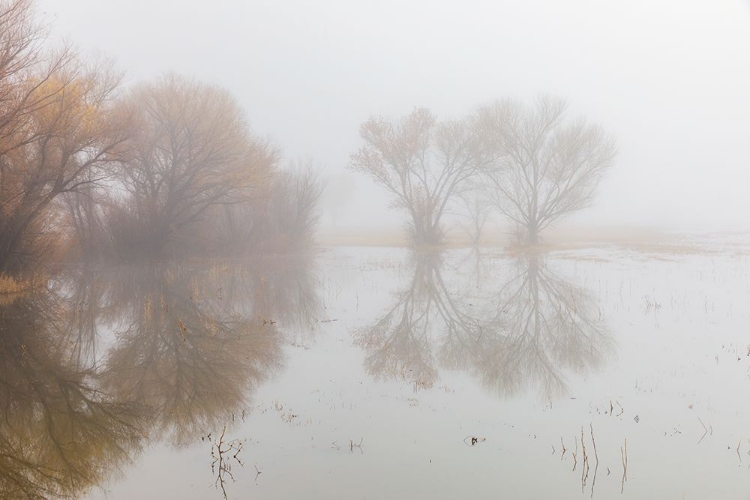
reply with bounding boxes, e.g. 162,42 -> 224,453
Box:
4,241 -> 750,499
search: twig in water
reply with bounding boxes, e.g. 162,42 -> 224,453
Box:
350,438 -> 364,454
620,439 -> 628,494
581,427 -> 590,492
463,436 -> 486,447
698,417 -> 708,444
560,437 -> 567,461
210,426 -> 244,500
589,424 -> 599,464
589,424 -> 600,499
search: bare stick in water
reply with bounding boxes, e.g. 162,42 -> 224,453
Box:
620,439 -> 628,494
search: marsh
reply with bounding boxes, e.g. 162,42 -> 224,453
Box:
2,239 -> 750,499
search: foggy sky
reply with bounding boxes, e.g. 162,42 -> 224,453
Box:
39,0 -> 750,234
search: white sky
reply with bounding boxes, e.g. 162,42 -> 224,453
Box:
38,0 -> 750,233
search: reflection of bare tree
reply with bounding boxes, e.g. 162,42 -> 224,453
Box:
98,265 -> 284,446
0,255 -> 316,496
356,252 -> 613,398
445,255 -> 613,399
0,291 -> 149,500
217,254 -> 322,332
354,251 -> 481,388
57,268 -> 113,369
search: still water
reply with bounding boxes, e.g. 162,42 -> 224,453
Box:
3,243 -> 750,499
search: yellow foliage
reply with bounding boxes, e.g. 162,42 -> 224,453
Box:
0,274 -> 45,305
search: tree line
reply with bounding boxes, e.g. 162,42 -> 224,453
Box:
349,96 -> 617,247
0,0 -> 323,276
1,0 -> 619,277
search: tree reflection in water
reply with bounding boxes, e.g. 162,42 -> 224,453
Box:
354,251 -> 482,388
98,265 -> 285,446
0,290 -> 149,500
0,255 -> 320,498
357,252 -> 614,398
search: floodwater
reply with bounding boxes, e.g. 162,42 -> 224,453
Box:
3,241 -> 750,499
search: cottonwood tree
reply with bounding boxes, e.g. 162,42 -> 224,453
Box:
349,108 -> 491,246
479,96 -> 616,245
111,74 -> 276,258
213,160 -> 324,253
458,187 -> 493,247
0,0 -> 129,273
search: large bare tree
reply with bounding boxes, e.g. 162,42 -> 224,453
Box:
0,0 -> 129,273
349,108 -> 491,246
479,96 -> 617,245
111,74 -> 276,258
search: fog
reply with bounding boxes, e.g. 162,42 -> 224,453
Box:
38,0 -> 750,235
6,3 -> 750,498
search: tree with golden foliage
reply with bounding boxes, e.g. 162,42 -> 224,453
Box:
0,0 -> 129,274
109,74 -> 277,258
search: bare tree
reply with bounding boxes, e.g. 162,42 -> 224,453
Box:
219,160 -> 324,251
458,188 -> 493,247
349,108 -> 490,246
479,96 -> 617,245
110,74 -> 276,259
0,0 -> 43,146
0,0 -> 129,273
0,63 -> 128,272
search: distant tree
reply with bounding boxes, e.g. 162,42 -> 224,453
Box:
110,74 -> 276,258
183,159 -> 324,255
267,161 -> 325,247
0,0 -> 128,273
458,188 -> 493,247
478,96 -> 617,245
349,108 -> 491,246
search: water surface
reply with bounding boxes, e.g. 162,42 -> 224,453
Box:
3,244 -> 750,499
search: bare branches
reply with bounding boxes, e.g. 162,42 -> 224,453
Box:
349,108 -> 490,246
478,95 -> 616,245
210,426 -> 244,500
106,74 -> 277,259
0,1 -> 128,273
351,96 -> 615,248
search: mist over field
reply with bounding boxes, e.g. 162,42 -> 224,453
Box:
38,0 -> 750,239
4,2 -> 750,499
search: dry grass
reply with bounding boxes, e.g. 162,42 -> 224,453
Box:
318,224 -> 678,249
0,274 -> 46,304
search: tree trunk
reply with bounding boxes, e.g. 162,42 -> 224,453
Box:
527,220 -> 539,246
